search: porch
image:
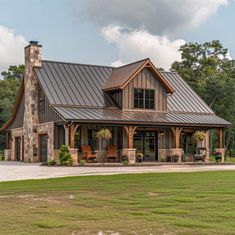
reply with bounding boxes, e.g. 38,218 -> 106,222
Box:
59,123 -> 225,164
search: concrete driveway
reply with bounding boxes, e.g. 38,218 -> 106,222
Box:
1,161 -> 235,182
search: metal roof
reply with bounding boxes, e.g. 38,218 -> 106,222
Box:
102,59 -> 147,90
34,59 -> 230,127
53,106 -> 230,127
161,72 -> 214,114
35,61 -> 114,107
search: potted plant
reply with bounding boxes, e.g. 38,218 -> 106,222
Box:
193,131 -> 207,147
96,128 -> 112,162
136,152 -> 144,163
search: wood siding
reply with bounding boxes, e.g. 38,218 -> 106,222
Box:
54,125 -> 65,149
122,68 -> 167,111
8,94 -> 25,130
106,90 -> 122,107
38,86 -> 62,123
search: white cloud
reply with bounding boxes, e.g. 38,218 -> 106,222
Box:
102,25 -> 185,69
0,26 -> 27,73
85,0 -> 228,35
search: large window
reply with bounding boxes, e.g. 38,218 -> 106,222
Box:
88,129 -> 98,149
134,88 -> 155,109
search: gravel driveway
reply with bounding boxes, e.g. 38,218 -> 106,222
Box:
1,161 -> 235,182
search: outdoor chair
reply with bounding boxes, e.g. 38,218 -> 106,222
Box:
194,147 -> 207,162
81,145 -> 97,162
107,145 -> 118,162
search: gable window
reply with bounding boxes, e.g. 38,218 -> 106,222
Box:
134,88 -> 155,109
39,88 -> 45,112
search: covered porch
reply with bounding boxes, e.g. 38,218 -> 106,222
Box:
60,123 -> 226,164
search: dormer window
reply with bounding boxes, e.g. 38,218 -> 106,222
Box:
134,88 -> 155,109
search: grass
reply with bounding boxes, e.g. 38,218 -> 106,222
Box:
1,172 -> 235,234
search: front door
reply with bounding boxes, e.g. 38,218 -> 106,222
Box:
39,134 -> 48,163
134,131 -> 158,161
15,137 -> 21,161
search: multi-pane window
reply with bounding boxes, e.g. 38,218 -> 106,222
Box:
134,88 -> 155,109
88,129 -> 98,149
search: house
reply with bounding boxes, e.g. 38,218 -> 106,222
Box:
0,41 -> 230,164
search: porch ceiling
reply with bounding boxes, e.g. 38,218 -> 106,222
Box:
52,106 -> 230,127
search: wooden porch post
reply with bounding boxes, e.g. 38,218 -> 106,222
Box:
171,127 -> 182,148
124,126 -> 137,148
69,124 -> 80,148
218,128 -> 223,148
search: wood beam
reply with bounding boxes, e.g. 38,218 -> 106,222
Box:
69,124 -> 79,149
171,127 -> 182,148
124,126 -> 137,148
218,128 -> 223,148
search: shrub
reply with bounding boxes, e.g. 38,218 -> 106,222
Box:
59,145 -> 73,166
80,160 -> 86,166
122,160 -> 129,166
47,159 -> 57,166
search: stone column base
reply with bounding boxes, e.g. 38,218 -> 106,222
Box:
215,148 -> 226,163
4,149 -> 12,161
168,148 -> 184,162
121,148 -> 136,165
69,148 -> 78,165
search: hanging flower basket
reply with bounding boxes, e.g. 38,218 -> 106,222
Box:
193,131 -> 207,142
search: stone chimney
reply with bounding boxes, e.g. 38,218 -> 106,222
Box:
23,41 -> 42,162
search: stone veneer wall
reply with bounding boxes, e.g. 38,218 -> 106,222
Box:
36,122 -> 54,161
10,128 -> 23,161
23,43 -> 42,162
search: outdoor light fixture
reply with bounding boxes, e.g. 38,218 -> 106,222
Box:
160,131 -> 164,136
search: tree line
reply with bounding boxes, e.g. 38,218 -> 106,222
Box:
0,40 -> 234,152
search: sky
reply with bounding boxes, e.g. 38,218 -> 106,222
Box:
0,0 -> 235,73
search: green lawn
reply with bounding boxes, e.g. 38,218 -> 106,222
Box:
1,172 -> 235,235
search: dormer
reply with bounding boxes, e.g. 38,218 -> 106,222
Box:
102,58 -> 173,111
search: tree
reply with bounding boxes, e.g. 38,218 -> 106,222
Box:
0,65 -> 24,150
171,40 -> 235,153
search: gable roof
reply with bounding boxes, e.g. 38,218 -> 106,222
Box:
102,58 -> 174,93
35,60 -> 114,107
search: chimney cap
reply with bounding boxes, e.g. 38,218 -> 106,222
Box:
29,40 -> 39,45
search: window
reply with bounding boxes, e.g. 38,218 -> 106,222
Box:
39,88 -> 45,112
134,88 -> 155,109
88,129 -> 98,149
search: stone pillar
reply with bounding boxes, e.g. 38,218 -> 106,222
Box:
69,148 -> 78,165
215,128 -> 225,162
121,148 -> 136,165
23,41 -> 42,162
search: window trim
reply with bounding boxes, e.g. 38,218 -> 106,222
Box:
133,88 -> 155,110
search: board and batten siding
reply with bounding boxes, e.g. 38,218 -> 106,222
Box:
122,68 -> 167,111
38,86 -> 62,123
7,94 -> 25,130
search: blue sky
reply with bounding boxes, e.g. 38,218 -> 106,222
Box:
0,0 -> 235,72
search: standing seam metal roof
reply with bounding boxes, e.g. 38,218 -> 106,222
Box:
35,59 -> 229,126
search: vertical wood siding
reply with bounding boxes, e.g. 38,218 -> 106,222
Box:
38,88 -> 62,123
122,68 -> 167,111
106,90 -> 122,107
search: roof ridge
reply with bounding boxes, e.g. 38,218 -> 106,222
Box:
114,58 -> 149,70
42,59 -> 115,69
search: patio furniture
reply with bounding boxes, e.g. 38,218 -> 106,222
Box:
194,147 -> 207,162
81,145 -> 97,162
167,154 -> 180,163
107,145 -> 118,162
